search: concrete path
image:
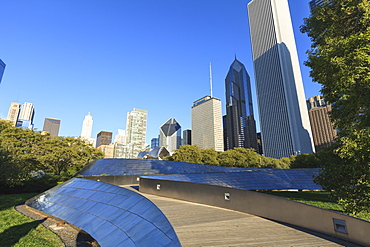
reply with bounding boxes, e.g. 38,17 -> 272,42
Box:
135,190 -> 361,247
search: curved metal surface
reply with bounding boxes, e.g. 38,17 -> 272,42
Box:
26,178 -> 181,247
76,158 -> 246,176
141,169 -> 322,191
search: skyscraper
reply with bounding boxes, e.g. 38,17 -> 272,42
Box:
151,137 -> 159,148
96,131 -> 113,147
0,59 -> 5,84
125,108 -> 148,158
80,112 -> 93,140
307,95 -> 326,110
224,58 -> 257,151
182,130 -> 192,145
17,102 -> 35,129
307,96 -> 337,152
114,129 -> 126,144
192,96 -> 224,151
248,0 -> 314,158
6,102 -> 21,126
43,118 -> 61,137
159,118 -> 181,155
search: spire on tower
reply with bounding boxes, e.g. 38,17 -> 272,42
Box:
209,62 -> 213,97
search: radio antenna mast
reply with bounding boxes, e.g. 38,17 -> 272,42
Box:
209,62 -> 213,97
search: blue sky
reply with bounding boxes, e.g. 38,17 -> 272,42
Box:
0,0 -> 321,144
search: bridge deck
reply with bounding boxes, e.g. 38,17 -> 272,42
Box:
135,190 -> 360,247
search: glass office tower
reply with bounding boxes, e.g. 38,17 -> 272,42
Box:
248,0 -> 314,158
0,59 -> 5,84
159,118 -> 181,155
224,58 -> 257,151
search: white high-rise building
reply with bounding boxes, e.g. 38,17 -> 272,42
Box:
80,112 -> 93,140
191,96 -> 224,152
114,129 -> 127,144
6,102 -> 21,126
18,102 -> 34,122
17,102 -> 35,129
125,108 -> 147,158
248,0 -> 314,158
159,118 -> 181,155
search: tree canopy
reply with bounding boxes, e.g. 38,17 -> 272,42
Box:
0,120 -> 104,187
301,0 -> 370,215
165,145 -> 291,169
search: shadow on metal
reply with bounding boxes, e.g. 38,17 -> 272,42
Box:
26,178 -> 180,247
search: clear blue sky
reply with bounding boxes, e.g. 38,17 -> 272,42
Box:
0,0 -> 321,144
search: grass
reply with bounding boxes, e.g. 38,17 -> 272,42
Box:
0,193 -> 64,247
263,191 -> 370,221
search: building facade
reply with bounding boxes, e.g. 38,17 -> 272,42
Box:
80,112 -> 93,140
114,129 -> 126,144
224,58 -> 257,151
248,0 -> 314,158
159,118 -> 181,155
0,59 -> 5,84
191,96 -> 224,152
182,130 -> 191,145
151,137 -> 159,148
42,118 -> 61,137
307,96 -> 337,152
96,131 -> 113,148
17,102 -> 35,129
6,102 -> 21,126
307,95 -> 326,110
125,108 -> 148,158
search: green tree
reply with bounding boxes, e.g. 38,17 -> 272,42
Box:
301,0 -> 370,133
0,120 -> 104,187
38,136 -> 103,175
201,148 -> 220,166
0,121 -> 44,186
166,145 -> 204,164
218,148 -> 261,168
301,0 -> 370,214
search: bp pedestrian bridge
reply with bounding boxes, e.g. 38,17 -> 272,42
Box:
26,159 -> 370,246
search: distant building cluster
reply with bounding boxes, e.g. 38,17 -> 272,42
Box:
1,0 -> 339,160
90,108 -> 148,159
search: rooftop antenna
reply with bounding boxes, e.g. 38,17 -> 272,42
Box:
209,62 -> 213,97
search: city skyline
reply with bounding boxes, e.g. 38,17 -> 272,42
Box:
0,1 -> 321,145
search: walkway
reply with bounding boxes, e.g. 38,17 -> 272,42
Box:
134,189 -> 360,247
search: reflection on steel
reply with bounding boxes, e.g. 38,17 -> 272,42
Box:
76,158 -> 246,176
141,169 -> 322,191
26,178 -> 181,247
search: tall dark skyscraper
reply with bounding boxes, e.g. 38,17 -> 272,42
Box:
224,58 -> 257,151
43,118 -> 61,137
0,59 -> 5,84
